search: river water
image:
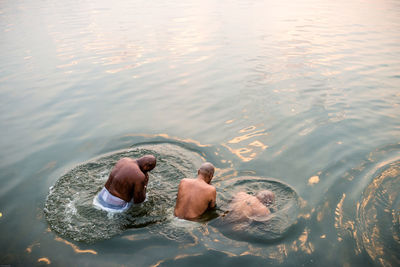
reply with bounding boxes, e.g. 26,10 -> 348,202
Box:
0,0 -> 399,266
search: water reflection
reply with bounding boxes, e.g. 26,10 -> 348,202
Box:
124,133 -> 211,148
315,145 -> 400,267
54,237 -> 97,255
355,163 -> 400,266
1,0 -> 400,265
37,257 -> 51,264
26,242 -> 39,254
223,125 -> 268,162
308,175 -> 320,185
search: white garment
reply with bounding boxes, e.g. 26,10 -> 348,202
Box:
93,187 -> 132,213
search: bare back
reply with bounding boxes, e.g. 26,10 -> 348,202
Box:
228,192 -> 271,221
174,178 -> 216,220
105,158 -> 148,203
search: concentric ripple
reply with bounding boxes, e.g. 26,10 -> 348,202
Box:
332,148 -> 400,267
212,176 -> 300,242
44,143 -> 203,243
356,161 -> 400,267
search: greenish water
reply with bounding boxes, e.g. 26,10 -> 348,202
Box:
0,0 -> 399,266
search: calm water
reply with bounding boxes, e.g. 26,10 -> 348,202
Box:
1,0 -> 399,266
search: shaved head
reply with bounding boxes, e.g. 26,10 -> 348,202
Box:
256,190 -> 275,206
137,155 -> 157,172
198,162 -> 215,182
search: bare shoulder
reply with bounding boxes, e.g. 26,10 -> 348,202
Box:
252,201 -> 270,214
114,157 -> 134,169
116,157 -> 131,164
207,184 -> 216,194
178,178 -> 191,187
135,170 -> 146,181
180,178 -> 191,184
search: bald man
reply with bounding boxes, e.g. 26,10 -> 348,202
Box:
174,162 -> 216,220
94,155 -> 156,212
227,190 -> 275,222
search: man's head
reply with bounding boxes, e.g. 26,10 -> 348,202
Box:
198,162 -> 215,184
137,155 -> 157,172
256,190 -> 275,206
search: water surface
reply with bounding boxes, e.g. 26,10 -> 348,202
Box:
0,0 -> 399,266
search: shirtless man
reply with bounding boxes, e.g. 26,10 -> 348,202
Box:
174,162 -> 216,220
94,155 -> 156,211
226,190 -> 275,222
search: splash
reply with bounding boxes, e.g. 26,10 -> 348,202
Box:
211,176 -> 300,242
44,143 -> 203,243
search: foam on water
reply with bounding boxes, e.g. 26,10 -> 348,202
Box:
44,142 -> 301,246
44,143 -> 203,243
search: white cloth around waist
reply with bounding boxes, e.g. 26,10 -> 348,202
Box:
99,187 -> 127,206
93,187 -> 132,213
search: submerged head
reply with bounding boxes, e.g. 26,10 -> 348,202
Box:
198,162 -> 215,183
137,155 -> 157,172
256,190 -> 275,206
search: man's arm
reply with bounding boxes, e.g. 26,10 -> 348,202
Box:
208,187 -> 216,208
144,172 -> 149,186
133,178 -> 147,204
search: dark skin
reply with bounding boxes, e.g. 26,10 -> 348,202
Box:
104,155 -> 156,204
174,163 -> 216,220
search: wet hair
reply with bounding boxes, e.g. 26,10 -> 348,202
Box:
137,155 -> 156,171
256,190 -> 275,206
198,162 -> 215,179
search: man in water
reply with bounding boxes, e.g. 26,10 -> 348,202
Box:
226,190 -> 275,222
174,162 -> 216,220
94,155 -> 157,211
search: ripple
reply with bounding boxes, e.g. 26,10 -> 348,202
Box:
356,161 -> 400,267
212,176 -> 300,242
331,146 -> 400,267
44,143 -> 203,243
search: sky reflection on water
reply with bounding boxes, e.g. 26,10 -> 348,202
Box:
0,0 -> 399,266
